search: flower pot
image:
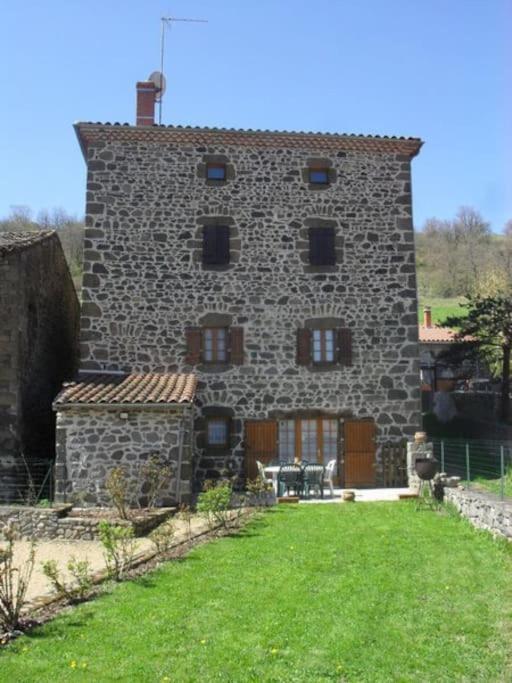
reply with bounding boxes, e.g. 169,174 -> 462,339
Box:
343,490 -> 356,502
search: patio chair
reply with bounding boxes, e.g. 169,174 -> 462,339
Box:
323,459 -> 337,498
256,460 -> 273,486
277,464 -> 303,497
303,464 -> 325,499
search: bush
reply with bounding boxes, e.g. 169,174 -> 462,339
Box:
149,521 -> 175,555
246,476 -> 274,509
176,504 -> 193,540
98,521 -> 137,581
140,454 -> 173,509
196,480 -> 233,530
41,557 -> 93,604
105,467 -> 132,520
0,524 -> 36,632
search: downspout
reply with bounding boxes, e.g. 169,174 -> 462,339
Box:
174,406 -> 187,505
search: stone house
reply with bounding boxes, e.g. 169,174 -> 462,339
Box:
54,80 -> 423,504
0,231 -> 79,502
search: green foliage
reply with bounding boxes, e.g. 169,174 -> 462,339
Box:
104,467 -> 132,520
140,454 -> 173,509
149,521 -> 175,555
41,557 -> 93,604
0,524 -> 36,632
98,521 -> 137,581
196,480 -> 233,530
2,505 -> 512,680
441,294 -> 512,421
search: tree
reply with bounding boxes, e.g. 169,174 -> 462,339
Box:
442,295 -> 512,422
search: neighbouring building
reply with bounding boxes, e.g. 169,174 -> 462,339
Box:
0,231 -> 79,502
54,79 -> 423,504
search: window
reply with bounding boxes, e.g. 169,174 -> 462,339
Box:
301,419 -> 318,461
278,420 -> 296,462
309,227 -> 336,266
207,418 -> 229,448
202,225 -> 230,266
206,163 -> 226,181
309,167 -> 329,184
312,329 -> 336,364
203,328 -> 228,363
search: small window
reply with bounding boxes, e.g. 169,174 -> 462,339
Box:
309,168 -> 329,184
309,227 -> 336,266
203,225 -> 230,266
206,163 -> 226,181
312,329 -> 336,364
203,328 -> 228,363
207,418 -> 229,447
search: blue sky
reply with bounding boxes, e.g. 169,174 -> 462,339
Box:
0,0 -> 510,231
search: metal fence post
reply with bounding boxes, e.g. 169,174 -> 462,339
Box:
465,443 -> 470,485
441,440 -> 445,473
500,445 -> 505,501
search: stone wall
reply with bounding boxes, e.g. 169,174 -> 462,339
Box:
444,487 -> 512,540
0,234 -> 80,502
55,406 -> 194,506
78,129 -> 421,482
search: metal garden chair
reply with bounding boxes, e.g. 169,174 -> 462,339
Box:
277,464 -> 303,497
303,464 -> 325,499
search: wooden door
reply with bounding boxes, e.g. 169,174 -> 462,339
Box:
344,420 -> 376,487
244,420 -> 278,481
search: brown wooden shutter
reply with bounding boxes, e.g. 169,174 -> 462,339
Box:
338,328 -> 353,366
309,227 -> 335,266
230,327 -> 244,365
297,328 -> 312,365
244,420 -> 278,480
185,327 -> 202,365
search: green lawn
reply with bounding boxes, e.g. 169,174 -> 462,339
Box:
2,504 -> 511,682
474,469 -> 512,500
418,296 -> 466,324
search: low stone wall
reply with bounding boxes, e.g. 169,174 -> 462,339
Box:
0,506 -> 174,541
444,487 -> 512,540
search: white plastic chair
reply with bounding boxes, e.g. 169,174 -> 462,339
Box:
323,459 -> 337,497
256,460 -> 273,486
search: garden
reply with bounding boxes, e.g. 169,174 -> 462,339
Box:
1,501 -> 511,682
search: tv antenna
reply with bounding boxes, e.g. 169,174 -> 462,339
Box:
158,15 -> 208,124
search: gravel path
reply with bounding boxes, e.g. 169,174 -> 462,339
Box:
9,514 -> 210,602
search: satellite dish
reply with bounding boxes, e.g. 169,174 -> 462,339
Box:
148,71 -> 166,102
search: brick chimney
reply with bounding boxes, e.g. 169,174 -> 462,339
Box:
423,306 -> 432,328
136,81 -> 156,126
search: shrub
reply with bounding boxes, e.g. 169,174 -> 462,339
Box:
196,480 -> 233,530
105,467 -> 132,520
140,454 -> 173,509
98,521 -> 137,581
246,476 -> 274,509
0,524 -> 36,632
41,557 -> 93,604
149,521 -> 175,555
176,504 -> 193,540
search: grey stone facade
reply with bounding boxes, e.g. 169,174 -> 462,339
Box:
54,406 -> 193,505
0,232 -> 79,501
72,124 -> 422,487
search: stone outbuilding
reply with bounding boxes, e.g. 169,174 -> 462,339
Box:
0,231 -> 79,502
53,372 -> 196,505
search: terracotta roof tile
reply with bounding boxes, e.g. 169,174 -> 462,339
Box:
74,122 -> 423,160
419,325 -> 459,343
0,231 -> 56,256
54,372 -> 197,408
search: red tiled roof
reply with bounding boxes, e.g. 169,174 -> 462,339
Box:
0,231 -> 56,256
54,372 -> 197,408
74,122 -> 423,160
419,325 -> 459,343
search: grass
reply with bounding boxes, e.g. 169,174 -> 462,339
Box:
474,469 -> 512,499
2,504 -> 512,682
418,296 -> 466,324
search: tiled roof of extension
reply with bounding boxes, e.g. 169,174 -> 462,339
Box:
418,325 -> 459,343
54,372 -> 197,408
74,122 -> 423,160
0,231 -> 56,256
